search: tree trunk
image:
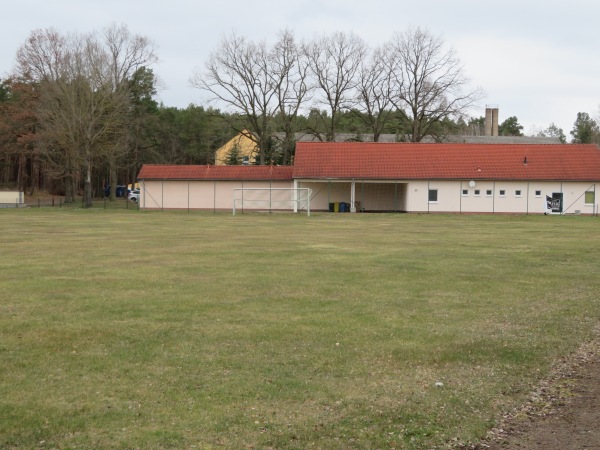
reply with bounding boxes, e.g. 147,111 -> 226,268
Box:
258,134 -> 266,165
17,154 -> 26,192
29,157 -> 40,196
373,129 -> 381,142
109,158 -> 117,201
64,169 -> 75,203
83,161 -> 92,208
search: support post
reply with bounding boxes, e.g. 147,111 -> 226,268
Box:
350,179 -> 356,212
293,179 -> 298,213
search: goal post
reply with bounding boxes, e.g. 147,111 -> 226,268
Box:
232,188 -> 312,216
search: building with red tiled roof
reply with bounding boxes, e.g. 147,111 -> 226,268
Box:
137,165 -> 295,211
291,142 -> 600,214
292,143 -> 600,181
137,143 -> 600,214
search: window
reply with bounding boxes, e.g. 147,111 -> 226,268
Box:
585,191 -> 595,204
462,189 -> 468,196
515,190 -> 522,197
428,189 -> 438,202
474,189 -> 480,196
499,190 -> 506,197
486,190 -> 493,196
535,190 -> 542,197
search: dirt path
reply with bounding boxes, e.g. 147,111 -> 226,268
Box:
465,327 -> 600,449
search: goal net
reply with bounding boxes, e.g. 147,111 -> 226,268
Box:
233,188 -> 312,216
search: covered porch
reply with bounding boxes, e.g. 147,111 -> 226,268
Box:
295,179 -> 408,212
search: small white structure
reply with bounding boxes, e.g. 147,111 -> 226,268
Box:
0,191 -> 24,208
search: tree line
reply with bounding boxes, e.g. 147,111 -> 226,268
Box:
192,28 -> 485,165
0,25 -> 240,204
1,25 -> 598,203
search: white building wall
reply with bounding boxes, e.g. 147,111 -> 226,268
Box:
407,180 -> 597,214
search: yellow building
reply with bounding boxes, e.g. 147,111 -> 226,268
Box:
214,131 -> 257,165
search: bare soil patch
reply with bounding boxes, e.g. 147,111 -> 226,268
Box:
464,326 -> 600,450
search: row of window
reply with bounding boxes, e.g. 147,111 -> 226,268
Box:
428,189 -> 596,204
461,189 -> 533,198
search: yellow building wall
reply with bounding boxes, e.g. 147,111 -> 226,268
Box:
214,132 -> 257,165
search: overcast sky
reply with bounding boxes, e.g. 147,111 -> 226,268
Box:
2,0 -> 599,137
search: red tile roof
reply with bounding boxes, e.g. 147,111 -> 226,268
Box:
292,142 -> 600,181
137,144 -> 600,183
138,165 -> 294,181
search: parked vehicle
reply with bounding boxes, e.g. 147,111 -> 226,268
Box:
104,185 -> 127,198
128,189 -> 140,202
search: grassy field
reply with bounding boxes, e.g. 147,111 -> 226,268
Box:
1,209 -> 599,449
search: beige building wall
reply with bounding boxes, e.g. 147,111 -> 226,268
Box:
297,180 -> 408,212
0,191 -> 24,204
140,180 -> 292,211
140,179 -> 597,214
354,182 -> 406,211
297,181 -> 350,211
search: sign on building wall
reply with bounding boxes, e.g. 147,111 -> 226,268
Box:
546,193 -> 563,213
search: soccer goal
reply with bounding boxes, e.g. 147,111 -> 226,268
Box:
232,188 -> 312,216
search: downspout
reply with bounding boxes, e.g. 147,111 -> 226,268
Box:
361,181 -> 365,212
427,181 -> 430,214
459,181 -> 462,214
293,179 -> 298,213
351,179 -> 356,213
269,180 -> 272,214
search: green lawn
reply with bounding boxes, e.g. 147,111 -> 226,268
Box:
1,210 -> 599,449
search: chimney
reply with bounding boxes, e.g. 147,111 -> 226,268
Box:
485,105 -> 499,136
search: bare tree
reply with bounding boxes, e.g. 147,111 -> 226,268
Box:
354,45 -> 397,142
15,25 -> 157,205
304,32 -> 367,141
191,33 -> 278,165
385,27 -> 483,142
16,28 -> 79,202
103,24 -> 158,199
36,33 -> 130,206
270,30 -> 311,164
